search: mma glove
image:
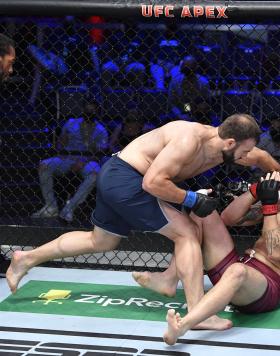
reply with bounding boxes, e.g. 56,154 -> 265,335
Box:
183,190 -> 218,218
257,179 -> 280,216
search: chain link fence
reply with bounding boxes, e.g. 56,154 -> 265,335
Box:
1,4 -> 280,270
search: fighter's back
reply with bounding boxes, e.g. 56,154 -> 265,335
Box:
119,120 -> 214,178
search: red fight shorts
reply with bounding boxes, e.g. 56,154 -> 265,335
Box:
207,249 -> 280,313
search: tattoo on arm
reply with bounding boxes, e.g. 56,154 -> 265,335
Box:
263,227 -> 280,255
236,207 -> 263,225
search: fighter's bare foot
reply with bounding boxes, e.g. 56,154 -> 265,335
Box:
192,315 -> 233,331
6,250 -> 30,293
132,271 -> 177,297
163,309 -> 184,345
163,311 -> 232,345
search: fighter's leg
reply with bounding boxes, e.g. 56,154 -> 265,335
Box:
133,209 -> 204,297
164,262 -> 266,345
158,204 -> 201,308
198,210 -> 235,270
6,226 -> 121,293
133,255 -> 178,297
158,203 -> 231,331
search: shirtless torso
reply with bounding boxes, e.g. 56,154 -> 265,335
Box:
250,236 -> 280,276
119,121 -> 223,180
119,121 -> 255,205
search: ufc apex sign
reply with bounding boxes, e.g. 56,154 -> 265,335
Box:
141,5 -> 228,19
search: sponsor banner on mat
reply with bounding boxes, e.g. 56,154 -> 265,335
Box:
0,280 -> 279,329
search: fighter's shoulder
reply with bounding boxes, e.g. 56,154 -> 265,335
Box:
163,121 -> 203,149
162,121 -> 201,136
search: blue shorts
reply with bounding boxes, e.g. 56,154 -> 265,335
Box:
91,155 -> 169,236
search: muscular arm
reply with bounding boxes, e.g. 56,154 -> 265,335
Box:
142,135 -> 199,204
221,191 -> 262,226
236,146 -> 280,171
224,146 -> 280,226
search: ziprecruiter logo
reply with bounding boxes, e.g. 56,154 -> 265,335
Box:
31,287 -> 190,309
1,280 -> 279,329
1,280 -> 192,322
32,289 -> 72,305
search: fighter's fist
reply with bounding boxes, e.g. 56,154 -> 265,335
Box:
192,193 -> 218,217
183,190 -> 218,218
257,171 -> 280,215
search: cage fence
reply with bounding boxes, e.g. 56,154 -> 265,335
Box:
1,1 -> 280,271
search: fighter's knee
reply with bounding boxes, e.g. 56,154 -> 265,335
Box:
188,216 -> 199,232
203,209 -> 219,222
174,218 -> 200,241
223,263 -> 248,284
189,219 -> 200,236
91,229 -> 121,251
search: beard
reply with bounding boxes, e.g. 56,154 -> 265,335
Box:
222,149 -> 235,164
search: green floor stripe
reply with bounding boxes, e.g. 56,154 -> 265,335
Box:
0,280 -> 279,329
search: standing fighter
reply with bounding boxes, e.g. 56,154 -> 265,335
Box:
0,34 -> 16,277
164,171 -> 280,345
7,114 -> 261,330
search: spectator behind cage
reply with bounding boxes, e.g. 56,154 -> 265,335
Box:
101,27 -> 145,89
32,102 -> 108,222
150,25 -> 181,91
109,109 -> 146,153
167,55 -> 212,124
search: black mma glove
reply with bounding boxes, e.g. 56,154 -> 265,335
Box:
257,179 -> 280,215
183,190 -> 218,218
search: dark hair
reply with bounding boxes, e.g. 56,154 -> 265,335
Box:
0,34 -> 15,57
218,114 -> 261,144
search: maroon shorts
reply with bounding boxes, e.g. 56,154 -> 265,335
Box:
207,249 -> 280,313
